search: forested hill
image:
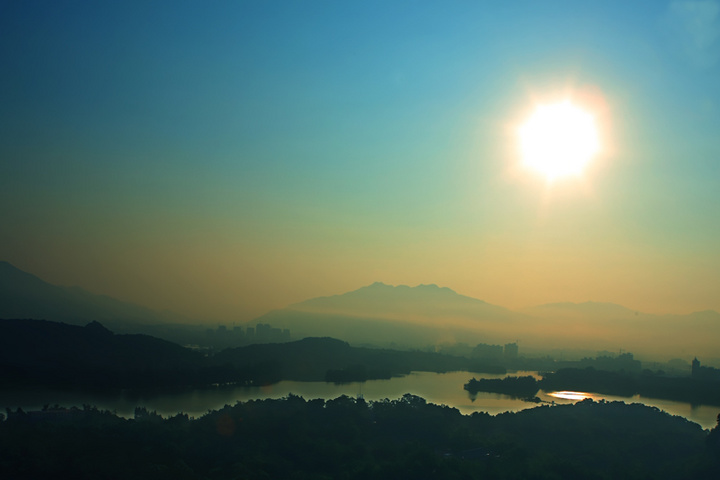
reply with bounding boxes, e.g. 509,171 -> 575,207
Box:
1,395 -> 718,479
0,320 -> 503,389
0,318 -> 202,389
213,336 -> 505,382
0,318 -> 199,368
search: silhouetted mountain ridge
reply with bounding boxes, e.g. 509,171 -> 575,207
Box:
0,261 -> 184,329
256,281 -> 526,348
3,262 -> 719,359
294,281 -> 512,319
256,282 -> 720,358
0,319 -> 197,367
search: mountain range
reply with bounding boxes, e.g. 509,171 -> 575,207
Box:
255,281 -> 525,348
2,261 -> 719,359
0,261 -> 187,332
256,282 -> 720,359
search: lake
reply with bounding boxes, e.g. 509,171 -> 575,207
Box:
2,371 -> 718,429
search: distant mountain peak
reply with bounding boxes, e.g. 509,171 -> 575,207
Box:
85,320 -> 113,336
283,281 -> 505,321
362,281 -> 455,293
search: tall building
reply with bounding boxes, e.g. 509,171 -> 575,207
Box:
692,357 -> 700,378
504,342 -> 519,360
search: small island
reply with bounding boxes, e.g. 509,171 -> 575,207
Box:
465,367 -> 720,407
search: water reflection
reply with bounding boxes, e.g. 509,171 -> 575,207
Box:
548,391 -> 594,401
2,371 -> 718,429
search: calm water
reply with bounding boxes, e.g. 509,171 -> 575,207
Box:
2,371 -> 718,429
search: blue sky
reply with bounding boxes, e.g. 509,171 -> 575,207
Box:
2,1 -> 719,321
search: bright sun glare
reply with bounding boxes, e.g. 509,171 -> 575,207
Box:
519,101 -> 599,181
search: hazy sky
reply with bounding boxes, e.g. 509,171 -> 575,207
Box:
2,1 -> 719,322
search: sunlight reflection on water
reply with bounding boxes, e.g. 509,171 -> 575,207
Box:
547,391 -> 594,401
2,371 -> 718,429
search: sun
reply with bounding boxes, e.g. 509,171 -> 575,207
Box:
519,100 -> 599,181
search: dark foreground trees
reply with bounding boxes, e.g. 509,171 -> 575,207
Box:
1,395 -> 719,480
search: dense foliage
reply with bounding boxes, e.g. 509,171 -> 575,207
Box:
464,375 -> 540,399
1,396 -> 718,479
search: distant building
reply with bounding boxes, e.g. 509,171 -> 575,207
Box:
504,342 -> 519,360
472,343 -> 504,361
200,323 -> 290,348
579,352 -> 641,372
249,323 -> 286,343
257,324 -> 272,340
692,357 -> 700,377
691,358 -> 720,381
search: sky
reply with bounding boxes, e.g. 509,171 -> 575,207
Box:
1,1 -> 719,322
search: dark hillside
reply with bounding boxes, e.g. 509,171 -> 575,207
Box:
213,337 -> 505,382
0,319 -> 201,388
